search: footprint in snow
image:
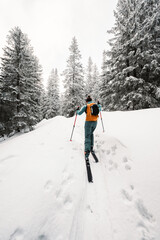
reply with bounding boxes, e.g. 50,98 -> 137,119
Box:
137,220 -> 151,240
86,204 -> 93,213
36,234 -> 49,240
123,156 -> 128,162
55,172 -> 73,210
44,180 -> 53,192
109,159 -> 114,165
121,189 -> 133,202
63,195 -> 72,210
125,164 -> 131,170
122,156 -> 132,170
136,199 -> 155,223
55,188 -> 63,201
121,185 -> 154,224
56,189 -> 73,210
62,173 -> 74,185
111,144 -> 117,155
106,149 -> 111,155
9,228 -> 24,240
108,159 -> 118,171
121,185 -> 156,239
37,234 -> 48,240
121,185 -> 135,205
137,216 -> 155,240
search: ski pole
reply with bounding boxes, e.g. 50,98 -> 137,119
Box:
70,113 -> 78,141
100,111 -> 105,132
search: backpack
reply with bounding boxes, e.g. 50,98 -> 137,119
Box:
85,103 -> 99,121
91,104 -> 99,116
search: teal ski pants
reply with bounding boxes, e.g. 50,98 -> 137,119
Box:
84,121 -> 97,155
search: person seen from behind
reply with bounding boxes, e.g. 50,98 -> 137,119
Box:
76,96 -> 101,160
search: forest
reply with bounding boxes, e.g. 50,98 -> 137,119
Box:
0,0 -> 160,137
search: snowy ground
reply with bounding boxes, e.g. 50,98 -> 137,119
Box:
0,109 -> 160,240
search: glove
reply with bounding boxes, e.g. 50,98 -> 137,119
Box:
76,106 -> 80,111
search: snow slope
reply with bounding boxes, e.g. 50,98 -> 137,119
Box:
0,109 -> 160,240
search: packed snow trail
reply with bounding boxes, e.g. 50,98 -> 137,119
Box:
0,110 -> 159,240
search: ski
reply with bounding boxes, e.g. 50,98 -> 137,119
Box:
85,156 -> 93,182
91,150 -> 99,163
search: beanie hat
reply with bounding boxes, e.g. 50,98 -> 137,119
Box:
86,95 -> 92,102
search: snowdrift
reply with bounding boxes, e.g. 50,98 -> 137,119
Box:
0,109 -> 160,240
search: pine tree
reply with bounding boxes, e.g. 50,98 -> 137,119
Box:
0,68 -> 6,136
99,51 -> 110,109
85,57 -> 93,96
0,27 -> 43,136
92,64 -> 100,101
85,57 -> 100,102
100,0 -> 160,110
28,56 -> 44,125
41,90 -> 49,119
59,93 -> 65,116
134,0 -> 160,84
45,68 -> 60,119
62,37 -> 84,117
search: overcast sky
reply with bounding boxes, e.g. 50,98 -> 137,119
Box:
0,0 -> 117,83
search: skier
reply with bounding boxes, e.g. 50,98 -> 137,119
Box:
76,96 -> 101,160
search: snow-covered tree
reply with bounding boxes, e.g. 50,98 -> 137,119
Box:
99,51 -> 110,109
41,89 -> 48,119
85,57 -> 100,102
45,68 -> 60,119
62,37 -> 84,117
85,57 -> 94,96
28,56 -> 44,124
100,0 -> 160,110
92,64 -> 100,101
0,27 -> 43,136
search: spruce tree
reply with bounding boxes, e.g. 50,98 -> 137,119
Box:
0,27 -> 43,135
100,0 -> 160,110
62,37 -> 84,117
85,57 -> 100,102
45,68 -> 60,119
27,56 -> 44,125
92,64 -> 100,101
85,57 -> 94,96
99,51 -> 110,108
41,90 -> 49,120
